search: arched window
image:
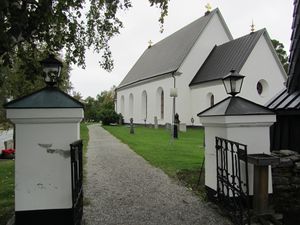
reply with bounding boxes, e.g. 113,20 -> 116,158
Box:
120,95 -> 125,115
210,94 -> 214,106
156,87 -> 164,119
129,93 -> 134,118
207,93 -> 214,107
141,91 -> 147,120
161,90 -> 164,119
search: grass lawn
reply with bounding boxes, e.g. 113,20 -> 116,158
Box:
0,159 -> 14,225
103,125 -> 205,195
80,122 -> 89,169
0,123 -> 89,225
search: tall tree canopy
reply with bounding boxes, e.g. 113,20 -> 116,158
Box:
83,86 -> 118,124
0,0 -> 169,71
272,39 -> 289,73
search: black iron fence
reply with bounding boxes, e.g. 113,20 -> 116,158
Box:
70,140 -> 83,225
215,137 -> 250,225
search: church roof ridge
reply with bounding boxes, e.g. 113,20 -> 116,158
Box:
118,8 -> 227,89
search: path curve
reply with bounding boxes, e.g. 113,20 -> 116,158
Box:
83,124 -> 231,225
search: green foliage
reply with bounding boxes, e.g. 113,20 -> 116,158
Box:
272,39 -> 289,73
84,86 -> 117,123
99,109 -> 120,125
103,126 -> 204,176
0,46 -> 72,128
80,122 -> 89,180
0,0 -> 170,70
0,160 -> 15,225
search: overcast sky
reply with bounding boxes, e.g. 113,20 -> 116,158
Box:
71,0 -> 294,98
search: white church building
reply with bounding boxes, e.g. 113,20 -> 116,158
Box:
116,8 -> 287,126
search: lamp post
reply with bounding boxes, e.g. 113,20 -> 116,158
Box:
170,71 -> 182,138
40,54 -> 63,87
222,69 -> 245,96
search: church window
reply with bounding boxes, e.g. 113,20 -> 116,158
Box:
120,95 -> 125,115
207,92 -> 214,107
129,93 -> 134,117
256,79 -> 269,97
210,94 -> 214,106
141,91 -> 147,120
160,90 -> 164,119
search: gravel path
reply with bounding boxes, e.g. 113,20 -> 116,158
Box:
83,124 -> 231,225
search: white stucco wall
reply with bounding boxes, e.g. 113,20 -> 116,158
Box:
239,34 -> 287,105
117,75 -> 174,124
190,81 -> 227,125
7,108 -> 83,211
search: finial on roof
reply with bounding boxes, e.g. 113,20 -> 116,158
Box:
205,3 -> 212,15
148,40 -> 153,48
250,20 -> 255,33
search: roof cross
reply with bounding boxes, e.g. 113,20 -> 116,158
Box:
148,40 -> 153,48
205,3 -> 212,12
250,20 -> 255,33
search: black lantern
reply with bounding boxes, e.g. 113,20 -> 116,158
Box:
40,54 -> 63,86
222,69 -> 245,96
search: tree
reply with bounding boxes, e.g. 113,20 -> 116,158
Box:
272,39 -> 289,73
0,0 -> 169,71
83,86 -> 119,124
0,46 -> 72,129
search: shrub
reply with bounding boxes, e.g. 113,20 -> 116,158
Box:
99,109 -> 120,125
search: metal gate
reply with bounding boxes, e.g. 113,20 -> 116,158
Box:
215,137 -> 250,225
70,140 -> 83,225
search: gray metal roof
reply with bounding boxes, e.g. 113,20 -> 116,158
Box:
4,87 -> 84,109
190,29 -> 265,86
287,0 -> 300,93
266,89 -> 300,111
118,8 -> 230,89
198,96 -> 274,117
267,0 -> 300,113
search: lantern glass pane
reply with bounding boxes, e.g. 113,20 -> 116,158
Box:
235,78 -> 243,93
223,79 -> 231,94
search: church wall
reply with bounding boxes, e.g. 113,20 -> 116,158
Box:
175,12 -> 232,125
116,76 -> 175,125
190,81 -> 227,125
238,34 -> 287,105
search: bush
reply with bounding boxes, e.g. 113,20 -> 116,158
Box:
99,109 -> 120,125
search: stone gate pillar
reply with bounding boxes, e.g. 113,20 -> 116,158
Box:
5,86 -> 84,225
198,96 -> 276,196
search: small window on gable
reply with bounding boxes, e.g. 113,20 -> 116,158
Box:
256,79 -> 269,97
257,82 -> 263,95
207,93 -> 214,108
210,94 -> 214,107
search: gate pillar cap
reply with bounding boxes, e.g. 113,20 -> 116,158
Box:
4,86 -> 84,109
197,96 -> 274,117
